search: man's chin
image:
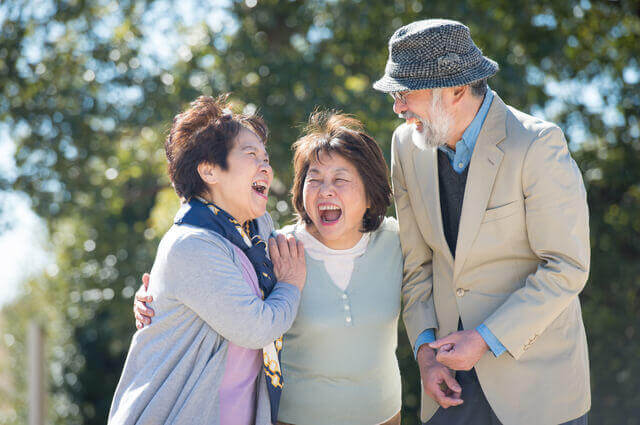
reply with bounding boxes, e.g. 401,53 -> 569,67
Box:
411,124 -> 446,149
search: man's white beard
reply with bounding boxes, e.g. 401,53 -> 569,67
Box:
402,93 -> 452,149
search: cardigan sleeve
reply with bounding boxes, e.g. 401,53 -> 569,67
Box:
162,230 -> 301,349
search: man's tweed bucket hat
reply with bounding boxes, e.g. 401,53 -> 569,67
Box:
373,19 -> 499,92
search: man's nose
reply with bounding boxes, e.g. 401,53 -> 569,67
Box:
393,99 -> 407,115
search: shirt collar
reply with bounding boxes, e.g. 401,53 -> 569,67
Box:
461,88 -> 494,151
439,88 -> 494,173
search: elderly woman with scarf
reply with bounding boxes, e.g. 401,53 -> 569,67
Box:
108,95 -> 306,425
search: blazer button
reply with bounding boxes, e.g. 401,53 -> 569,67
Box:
456,288 -> 465,297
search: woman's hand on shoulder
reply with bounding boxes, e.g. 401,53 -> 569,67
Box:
268,234 -> 306,292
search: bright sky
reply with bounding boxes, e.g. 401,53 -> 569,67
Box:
0,129 -> 51,307
0,194 -> 51,306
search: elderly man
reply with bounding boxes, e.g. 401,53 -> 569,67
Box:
374,20 -> 590,425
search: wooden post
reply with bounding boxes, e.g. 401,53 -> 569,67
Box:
28,322 -> 44,425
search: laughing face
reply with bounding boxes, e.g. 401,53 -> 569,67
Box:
393,88 -> 452,148
302,151 -> 368,249
202,128 -> 272,223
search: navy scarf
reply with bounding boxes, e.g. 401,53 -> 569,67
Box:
174,198 -> 283,423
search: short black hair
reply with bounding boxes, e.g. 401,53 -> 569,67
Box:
165,94 -> 267,200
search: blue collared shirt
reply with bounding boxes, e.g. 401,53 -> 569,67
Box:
437,89 -> 494,174
413,89 -> 507,359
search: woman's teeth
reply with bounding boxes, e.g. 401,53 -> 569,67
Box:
318,204 -> 342,223
252,181 -> 268,199
252,181 -> 267,194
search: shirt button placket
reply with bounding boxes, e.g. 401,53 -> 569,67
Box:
342,292 -> 353,327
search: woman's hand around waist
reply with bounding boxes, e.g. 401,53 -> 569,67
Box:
134,273 -> 154,329
269,234 -> 306,292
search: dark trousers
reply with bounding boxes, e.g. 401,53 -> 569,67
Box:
423,367 -> 588,425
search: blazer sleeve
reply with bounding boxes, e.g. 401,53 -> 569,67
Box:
165,232 -> 301,349
483,125 -> 590,360
391,130 -> 439,349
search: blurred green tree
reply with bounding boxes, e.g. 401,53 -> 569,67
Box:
0,0 -> 638,424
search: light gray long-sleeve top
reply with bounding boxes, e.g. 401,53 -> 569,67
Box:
108,213 -> 301,425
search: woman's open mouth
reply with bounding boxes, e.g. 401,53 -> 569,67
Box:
318,203 -> 342,225
252,181 -> 268,200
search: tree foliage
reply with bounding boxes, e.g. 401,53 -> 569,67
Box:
1,0 -> 638,424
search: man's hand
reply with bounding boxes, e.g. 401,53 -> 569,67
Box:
429,330 -> 489,371
134,273 -> 154,329
417,344 -> 463,409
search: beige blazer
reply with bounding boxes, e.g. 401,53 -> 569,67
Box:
392,92 -> 591,425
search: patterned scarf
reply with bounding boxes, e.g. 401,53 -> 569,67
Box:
174,197 -> 284,424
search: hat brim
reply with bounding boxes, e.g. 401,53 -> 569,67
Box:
373,56 -> 499,92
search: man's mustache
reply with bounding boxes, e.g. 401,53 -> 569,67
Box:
398,111 -> 421,121
399,111 -> 425,132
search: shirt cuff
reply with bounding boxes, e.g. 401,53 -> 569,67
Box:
476,324 -> 506,357
413,329 -> 436,359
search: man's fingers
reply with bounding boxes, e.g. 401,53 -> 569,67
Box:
438,343 -> 454,352
436,345 -> 455,361
435,349 -> 456,366
435,394 -> 463,409
435,381 -> 463,408
142,273 -> 150,289
442,371 -> 462,393
429,336 -> 454,349
296,240 -> 305,261
432,385 -> 463,409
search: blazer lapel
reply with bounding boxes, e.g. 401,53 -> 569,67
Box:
453,93 -> 507,281
411,143 -> 455,264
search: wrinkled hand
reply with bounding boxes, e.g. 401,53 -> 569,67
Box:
134,273 -> 155,329
269,234 -> 306,292
417,344 -> 463,409
429,330 -> 489,371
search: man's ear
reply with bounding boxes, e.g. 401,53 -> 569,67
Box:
451,85 -> 467,106
197,162 -> 218,185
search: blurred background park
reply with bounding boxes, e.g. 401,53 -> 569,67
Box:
0,0 -> 638,423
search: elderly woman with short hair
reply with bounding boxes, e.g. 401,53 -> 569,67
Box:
109,95 -> 306,425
